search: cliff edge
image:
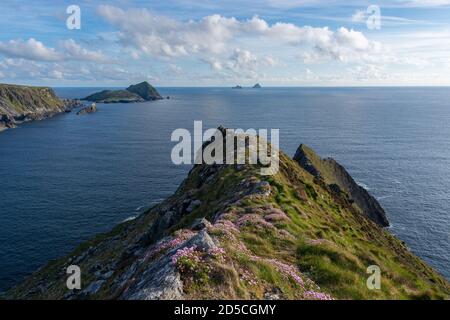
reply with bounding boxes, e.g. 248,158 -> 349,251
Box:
5,130 -> 449,300
0,83 -> 80,131
294,144 -> 389,227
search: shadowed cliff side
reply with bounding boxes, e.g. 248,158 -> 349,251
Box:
4,129 -> 449,300
294,144 -> 389,227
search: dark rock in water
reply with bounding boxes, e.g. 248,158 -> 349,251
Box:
166,96 -> 170,99
253,83 -> 262,88
0,114 -> 16,130
63,99 -> 84,110
76,103 -> 97,115
293,144 -> 389,227
83,81 -> 162,103
232,85 -> 243,89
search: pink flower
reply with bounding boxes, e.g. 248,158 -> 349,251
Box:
171,245 -> 198,265
304,290 -> 333,300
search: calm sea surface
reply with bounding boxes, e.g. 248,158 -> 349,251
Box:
0,87 -> 449,292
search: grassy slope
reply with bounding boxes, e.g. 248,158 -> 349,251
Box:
83,90 -> 143,103
0,83 -> 64,115
5,147 -> 450,300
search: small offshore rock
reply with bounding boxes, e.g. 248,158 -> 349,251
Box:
76,103 -> 97,115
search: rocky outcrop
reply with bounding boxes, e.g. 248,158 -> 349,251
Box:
293,144 -> 389,227
232,85 -> 243,89
83,81 -> 162,103
76,103 -> 97,115
4,130 -> 449,300
253,83 -> 262,88
0,83 -> 81,132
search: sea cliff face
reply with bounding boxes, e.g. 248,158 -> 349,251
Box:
294,144 -> 389,227
0,83 -> 80,131
4,130 -> 449,300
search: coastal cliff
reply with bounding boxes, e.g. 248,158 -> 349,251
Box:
0,83 -> 80,131
5,130 -> 449,300
294,144 -> 389,227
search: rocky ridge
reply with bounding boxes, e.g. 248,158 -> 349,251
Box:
5,129 -> 449,300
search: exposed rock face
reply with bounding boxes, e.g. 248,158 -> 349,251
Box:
76,103 -> 97,115
5,130 -> 449,300
0,83 -> 81,131
253,83 -> 262,88
293,144 -> 389,227
83,81 -> 162,103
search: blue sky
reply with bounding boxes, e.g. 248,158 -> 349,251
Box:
1,0 -> 450,86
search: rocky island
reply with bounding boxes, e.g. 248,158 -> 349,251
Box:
82,81 -> 162,103
0,83 -> 82,132
5,129 -> 449,300
253,83 -> 262,88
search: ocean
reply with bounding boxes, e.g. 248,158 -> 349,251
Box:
0,87 -> 449,292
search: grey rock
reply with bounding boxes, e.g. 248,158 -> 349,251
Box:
82,280 -> 105,296
191,218 -> 212,231
76,103 -> 97,115
294,144 -> 389,227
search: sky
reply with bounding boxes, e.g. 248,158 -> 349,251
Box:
1,0 -> 450,87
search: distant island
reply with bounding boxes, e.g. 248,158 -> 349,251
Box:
232,84 -> 262,89
83,81 -> 163,103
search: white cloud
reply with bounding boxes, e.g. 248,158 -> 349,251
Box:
0,38 -> 110,63
352,10 -> 366,23
97,5 -> 383,65
0,38 -> 61,61
61,39 -> 109,63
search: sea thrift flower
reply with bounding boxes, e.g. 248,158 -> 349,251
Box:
240,269 -> 258,286
264,208 -> 289,222
248,254 -> 304,287
208,247 -> 226,257
267,259 -> 305,287
144,229 -> 196,261
236,214 -> 274,229
304,290 -> 333,300
171,245 -> 198,265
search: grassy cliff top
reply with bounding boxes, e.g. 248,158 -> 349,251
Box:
0,83 -> 64,115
